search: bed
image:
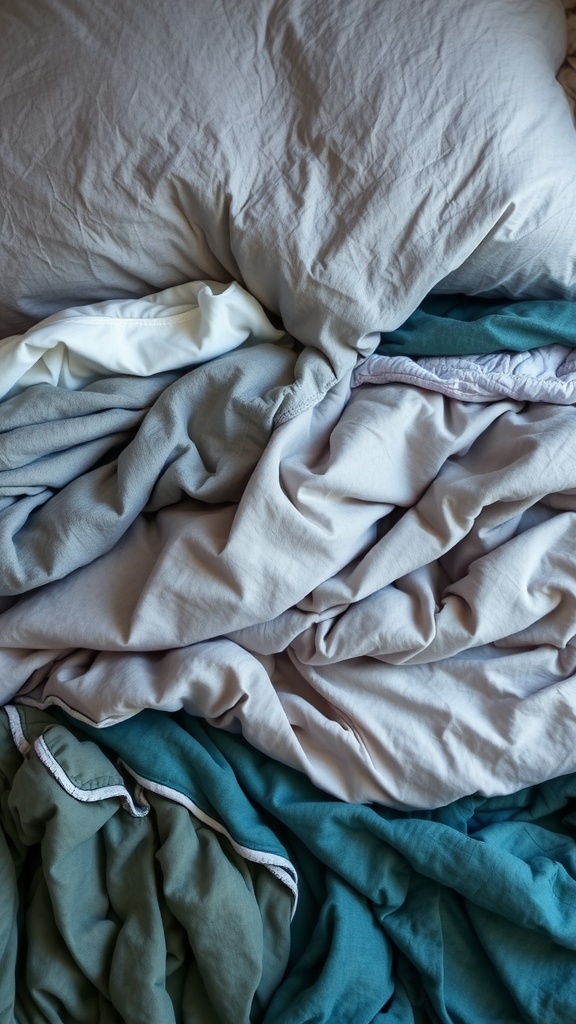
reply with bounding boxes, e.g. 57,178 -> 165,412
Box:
1,0 -> 576,1020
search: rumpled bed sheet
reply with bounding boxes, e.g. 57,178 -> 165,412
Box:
3,284 -> 576,1021
3,295 -> 576,806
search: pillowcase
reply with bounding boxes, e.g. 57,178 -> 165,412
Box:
1,0 -> 575,384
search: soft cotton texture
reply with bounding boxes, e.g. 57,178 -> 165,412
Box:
3,357 -> 576,807
0,280 -> 286,399
1,0 -> 575,393
9,705 -> 576,1024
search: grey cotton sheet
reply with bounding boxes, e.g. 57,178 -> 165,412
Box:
3,360 -> 576,807
1,0 -> 576,812
0,345 -> 297,595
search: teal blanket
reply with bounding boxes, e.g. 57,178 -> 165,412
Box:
379,295 -> 576,357
65,709 -> 576,1024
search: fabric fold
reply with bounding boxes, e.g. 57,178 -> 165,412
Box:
0,706 -> 293,1024
0,280 -> 287,399
57,708 -> 576,1024
4,372 -> 576,806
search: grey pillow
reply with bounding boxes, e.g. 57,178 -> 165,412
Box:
1,0 -> 575,381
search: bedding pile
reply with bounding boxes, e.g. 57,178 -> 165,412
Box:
3,284 -> 576,1020
2,0 -> 576,1021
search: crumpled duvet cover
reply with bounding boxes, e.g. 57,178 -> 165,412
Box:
2,0 -> 576,1019
2,279 -> 576,1022
2,286 -> 576,812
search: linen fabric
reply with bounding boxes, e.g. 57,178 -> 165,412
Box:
378,295 -> 576,358
357,343 -> 576,403
0,343 -> 298,594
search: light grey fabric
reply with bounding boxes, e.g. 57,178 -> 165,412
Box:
1,0 -> 575,381
0,344 -> 297,595
356,345 -> 576,403
0,371 -> 355,627
5,378 -> 576,807
0,380 -> 572,652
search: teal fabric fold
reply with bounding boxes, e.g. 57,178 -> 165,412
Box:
378,296 -> 576,357
68,708 -> 576,1024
